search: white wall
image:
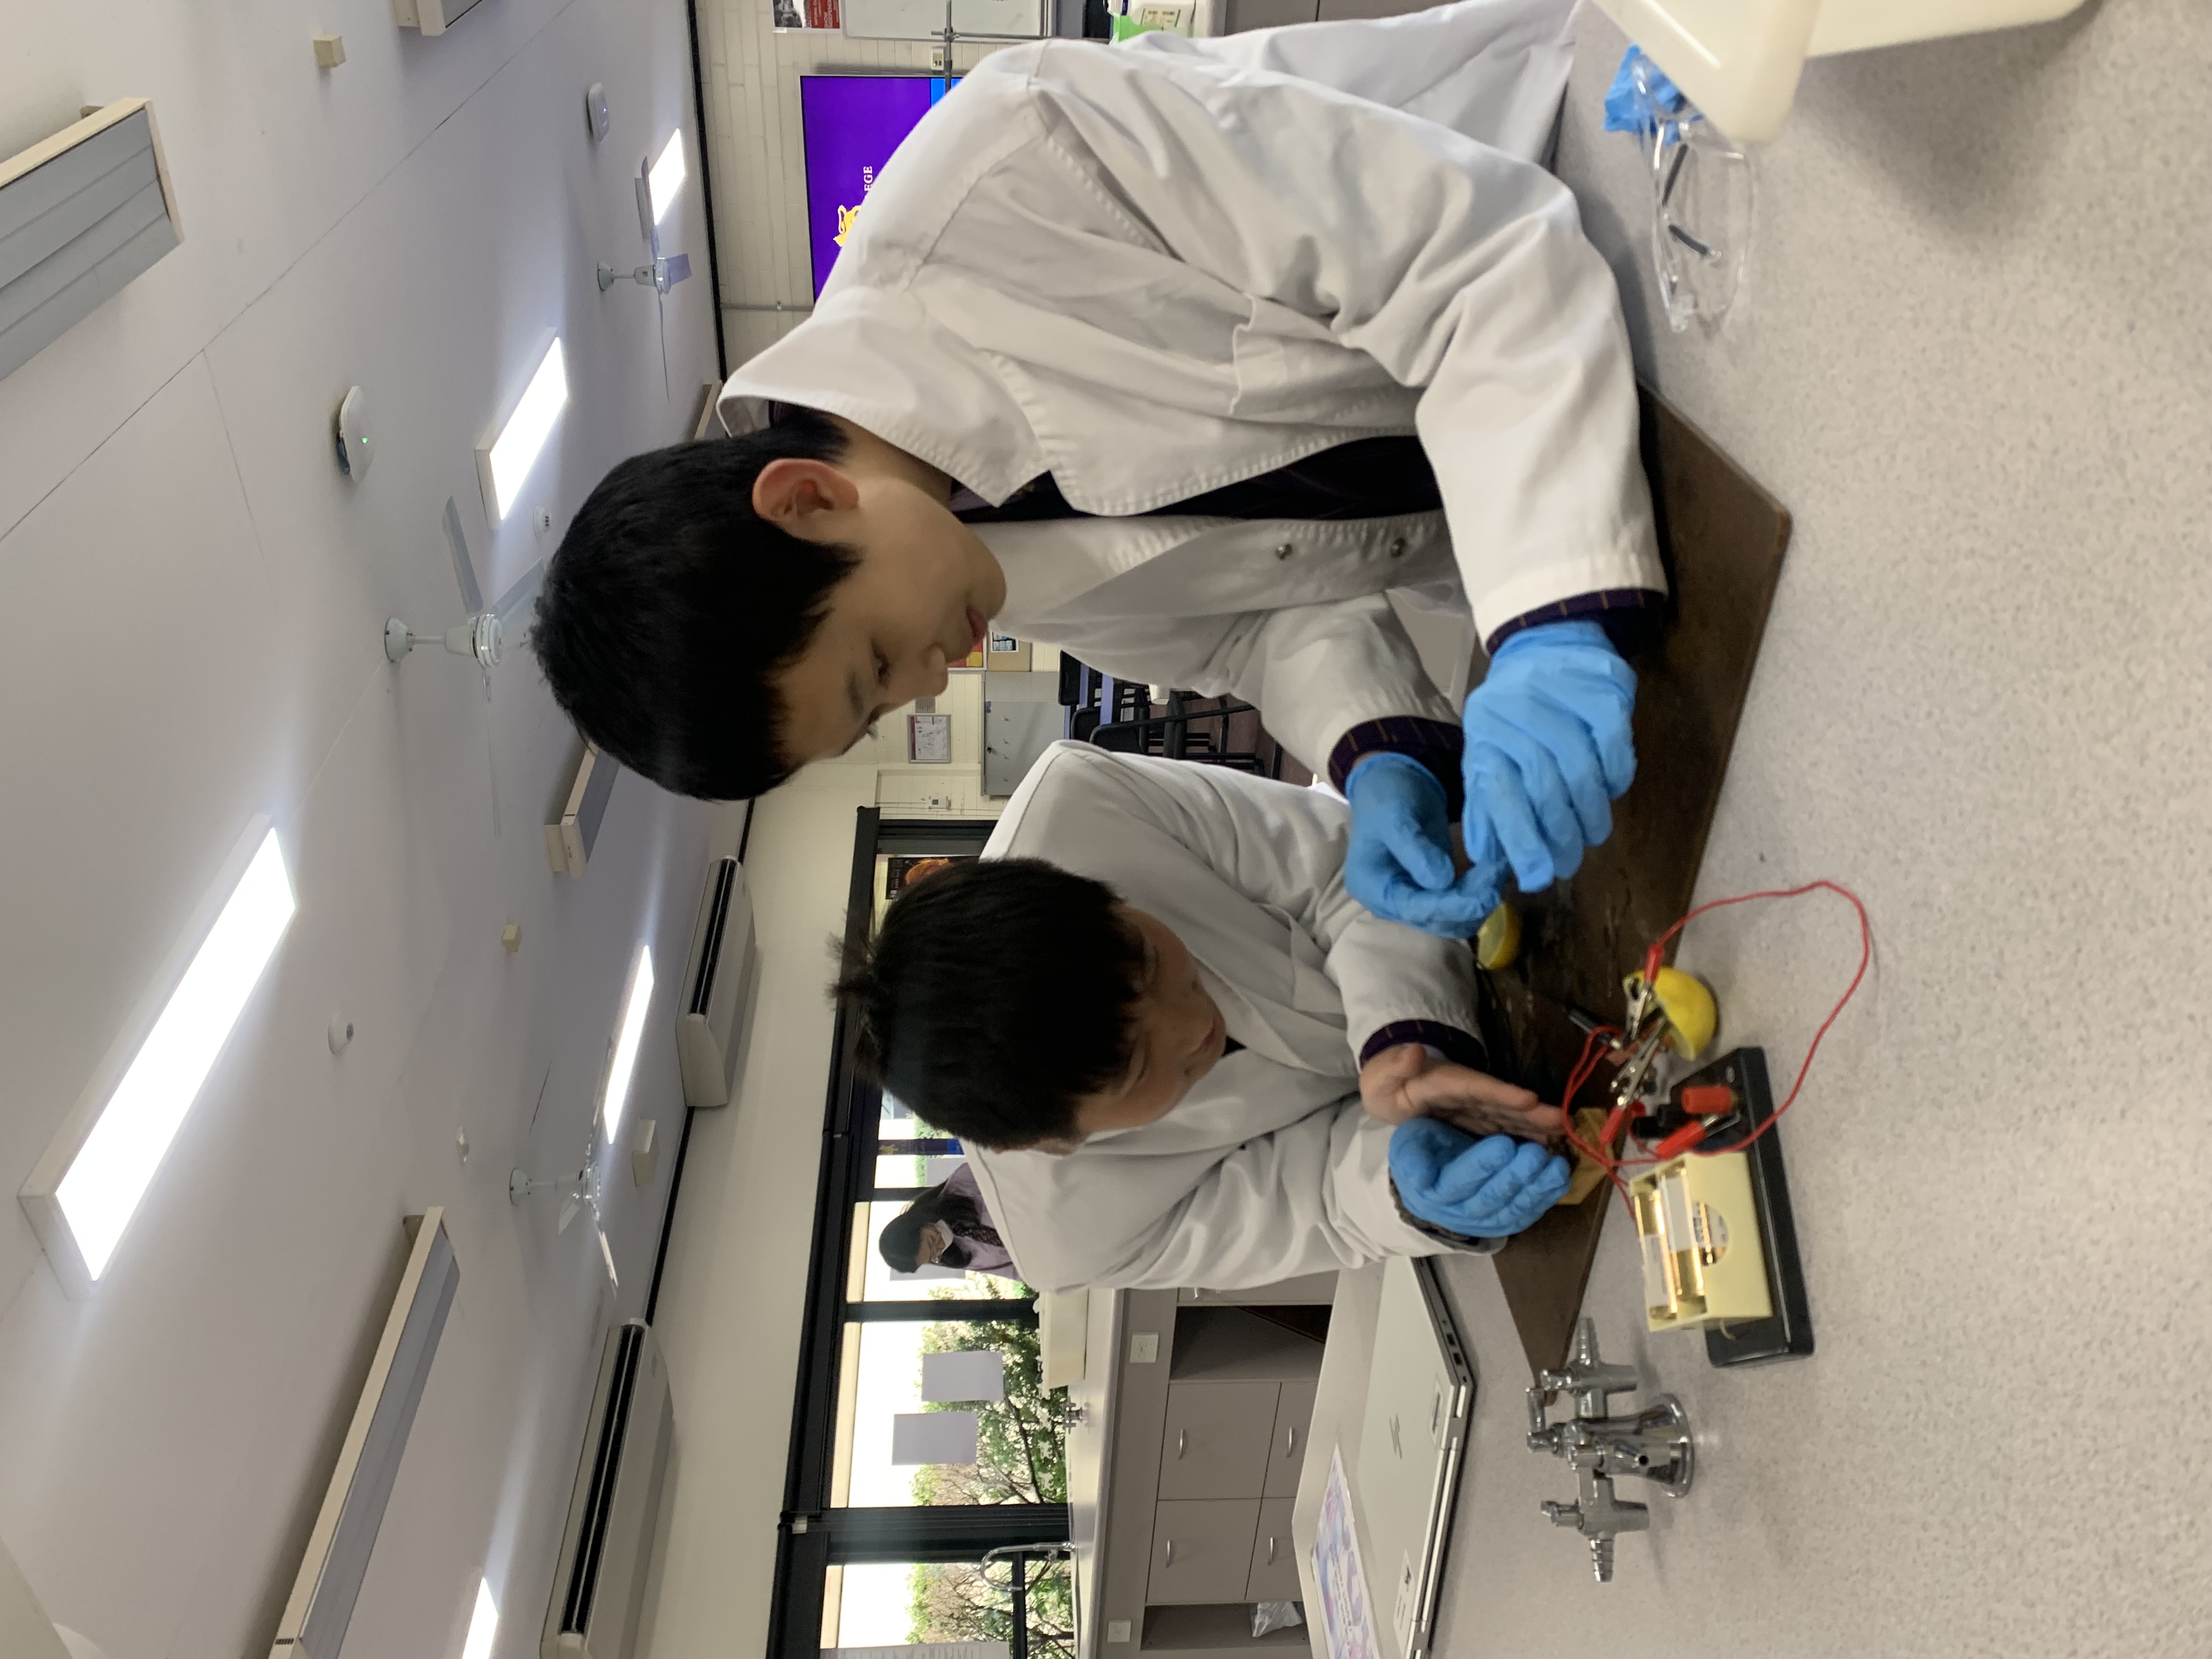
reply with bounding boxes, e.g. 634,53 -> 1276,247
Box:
0,2 -> 720,1654
642,766 -> 880,1659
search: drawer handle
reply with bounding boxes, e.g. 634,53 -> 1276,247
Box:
1284,1424 -> 1297,1458
1164,1539 -> 1177,1567
1267,1535 -> 1277,1566
1177,1429 -> 1188,1459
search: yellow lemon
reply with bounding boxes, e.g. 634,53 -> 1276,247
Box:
1651,966 -> 1718,1059
1474,901 -> 1521,970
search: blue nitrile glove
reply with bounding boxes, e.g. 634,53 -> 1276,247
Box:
1344,752 -> 1495,939
1603,46 -> 1687,135
1388,1118 -> 1571,1239
1460,620 -> 1637,898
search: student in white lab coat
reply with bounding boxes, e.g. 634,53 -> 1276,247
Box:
834,742 -> 1572,1293
534,0 -> 1662,938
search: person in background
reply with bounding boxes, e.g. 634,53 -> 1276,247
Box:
877,1162 -> 1021,1280
836,743 -> 1570,1295
533,0 -> 1656,942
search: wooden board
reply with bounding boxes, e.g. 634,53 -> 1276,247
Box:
1485,386 -> 1792,1379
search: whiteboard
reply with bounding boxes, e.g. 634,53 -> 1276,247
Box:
840,0 -> 1046,40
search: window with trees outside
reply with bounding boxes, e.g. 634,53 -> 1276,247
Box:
768,812 -> 1074,1659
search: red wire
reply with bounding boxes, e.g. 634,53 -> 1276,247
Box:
1555,879 -> 1872,1205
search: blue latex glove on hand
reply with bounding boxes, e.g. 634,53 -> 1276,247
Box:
1602,46 -> 1688,136
1388,1117 -> 1571,1240
1461,620 -> 1637,898
1344,753 -> 1495,938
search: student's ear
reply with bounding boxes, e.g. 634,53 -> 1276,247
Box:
753,456 -> 860,527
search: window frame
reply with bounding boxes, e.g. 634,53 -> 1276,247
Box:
764,809 -> 1070,1659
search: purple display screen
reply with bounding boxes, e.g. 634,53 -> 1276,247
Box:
800,75 -> 953,297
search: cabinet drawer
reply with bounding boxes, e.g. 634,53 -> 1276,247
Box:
1244,1498 -> 1300,1602
1262,1379 -> 1317,1499
1149,1500 -> 1261,1605
1158,1380 -> 1278,1500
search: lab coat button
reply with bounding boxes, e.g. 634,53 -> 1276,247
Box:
1274,543 -> 1294,560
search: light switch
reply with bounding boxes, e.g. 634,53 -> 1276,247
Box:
630,1118 -> 658,1186
312,32 -> 346,67
1128,1332 -> 1159,1365
1106,1620 -> 1133,1643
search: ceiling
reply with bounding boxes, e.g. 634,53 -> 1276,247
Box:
0,0 -> 721,1653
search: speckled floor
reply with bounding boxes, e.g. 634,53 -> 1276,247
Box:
1425,3 -> 2212,1655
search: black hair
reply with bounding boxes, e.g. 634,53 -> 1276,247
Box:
836,858 -> 1149,1150
532,407 -> 856,800
877,1179 -> 988,1273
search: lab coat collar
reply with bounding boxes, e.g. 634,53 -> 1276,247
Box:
720,288 -> 1047,507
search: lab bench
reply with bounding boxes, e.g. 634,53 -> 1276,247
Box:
1065,1277 -> 1336,1659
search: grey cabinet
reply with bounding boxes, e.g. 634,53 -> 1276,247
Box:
1262,1379 -> 1317,1499
1244,1498 -> 1301,1602
1158,1380 -> 1279,1501
1149,1500 -> 1261,1605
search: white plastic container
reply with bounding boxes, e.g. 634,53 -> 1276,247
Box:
1590,0 -> 2092,142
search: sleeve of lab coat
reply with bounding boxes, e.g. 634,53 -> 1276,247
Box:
1026,593 -> 1452,777
1076,1103 -> 1448,1292
997,744 -> 1478,1058
1115,0 -> 1577,162
1018,43 -> 1662,644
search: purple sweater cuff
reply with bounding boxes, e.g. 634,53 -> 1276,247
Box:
1328,718 -> 1465,815
1482,587 -> 1664,654
1359,1019 -> 1488,1071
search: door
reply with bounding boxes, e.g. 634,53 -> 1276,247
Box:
1262,1380 -> 1317,1499
1244,1498 -> 1300,1602
1158,1380 -> 1278,1500
1148,1500 -> 1261,1605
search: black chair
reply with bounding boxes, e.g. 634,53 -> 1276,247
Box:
1088,691 -> 1279,777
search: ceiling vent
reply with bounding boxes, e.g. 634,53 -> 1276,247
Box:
270,1212 -> 460,1659
546,744 -> 620,878
390,0 -> 489,35
1,99 -> 182,384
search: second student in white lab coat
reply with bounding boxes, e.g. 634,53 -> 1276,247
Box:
837,742 -> 1573,1294
535,0 -> 1663,936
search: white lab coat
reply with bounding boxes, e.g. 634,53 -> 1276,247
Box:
719,0 -> 1664,776
960,742 -> 1494,1293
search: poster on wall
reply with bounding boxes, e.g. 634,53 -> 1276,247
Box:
772,0 -> 839,28
799,75 -> 955,296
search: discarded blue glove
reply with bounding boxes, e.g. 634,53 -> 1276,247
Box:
1344,753 -> 1494,938
1460,620 -> 1637,898
1603,45 -> 1686,135
1388,1118 -> 1570,1239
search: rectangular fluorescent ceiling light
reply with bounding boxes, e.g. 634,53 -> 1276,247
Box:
478,335 -> 567,521
20,817 -> 294,1296
461,1580 -> 499,1659
648,131 -> 686,225
601,945 -> 654,1140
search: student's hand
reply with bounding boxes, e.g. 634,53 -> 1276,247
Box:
1460,621 -> 1637,897
1358,1042 -> 1563,1142
1388,1118 -> 1572,1240
1344,753 -> 1496,938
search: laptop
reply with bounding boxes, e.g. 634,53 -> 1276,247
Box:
1354,1256 -> 1474,1659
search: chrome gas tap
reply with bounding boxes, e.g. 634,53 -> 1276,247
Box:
1524,1318 -> 1694,1582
